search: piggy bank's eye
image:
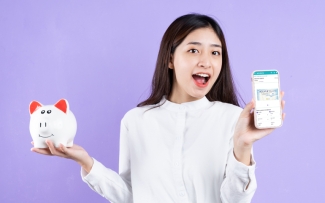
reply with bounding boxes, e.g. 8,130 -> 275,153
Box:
47,110 -> 52,114
41,110 -> 45,114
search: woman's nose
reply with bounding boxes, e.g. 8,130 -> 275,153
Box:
198,54 -> 211,68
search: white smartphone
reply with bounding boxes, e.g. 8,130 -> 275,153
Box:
251,70 -> 282,129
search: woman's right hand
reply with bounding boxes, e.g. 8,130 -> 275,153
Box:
31,140 -> 94,173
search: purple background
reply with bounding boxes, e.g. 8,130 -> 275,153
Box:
1,0 -> 324,202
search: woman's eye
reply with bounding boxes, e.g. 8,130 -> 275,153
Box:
189,49 -> 198,53
212,51 -> 220,55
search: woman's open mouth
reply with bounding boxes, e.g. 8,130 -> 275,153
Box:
192,73 -> 210,87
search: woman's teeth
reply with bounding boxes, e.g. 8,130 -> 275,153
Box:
194,73 -> 209,77
192,73 -> 210,85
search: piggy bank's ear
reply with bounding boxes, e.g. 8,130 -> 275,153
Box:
29,101 -> 42,115
54,99 -> 69,114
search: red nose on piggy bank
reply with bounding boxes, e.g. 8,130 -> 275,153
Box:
29,99 -> 77,148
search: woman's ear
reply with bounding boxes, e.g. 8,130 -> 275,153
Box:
168,55 -> 174,69
168,62 -> 174,69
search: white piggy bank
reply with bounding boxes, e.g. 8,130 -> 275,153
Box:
29,99 -> 77,148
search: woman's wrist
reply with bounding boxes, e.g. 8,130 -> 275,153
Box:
77,155 -> 94,174
233,141 -> 253,166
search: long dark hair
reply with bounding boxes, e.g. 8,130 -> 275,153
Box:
137,13 -> 243,107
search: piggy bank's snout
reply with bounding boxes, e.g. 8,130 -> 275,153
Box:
39,121 -> 49,132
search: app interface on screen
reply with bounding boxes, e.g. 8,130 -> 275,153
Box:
253,71 -> 281,127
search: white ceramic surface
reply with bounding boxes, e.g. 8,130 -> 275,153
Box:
29,99 -> 77,148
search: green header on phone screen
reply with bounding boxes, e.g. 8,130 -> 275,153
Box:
253,71 -> 278,75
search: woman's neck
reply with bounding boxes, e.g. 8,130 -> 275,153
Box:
168,85 -> 202,104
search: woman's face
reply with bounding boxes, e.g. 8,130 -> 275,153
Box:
168,27 -> 222,103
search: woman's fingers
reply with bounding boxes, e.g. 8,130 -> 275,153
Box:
59,143 -> 69,154
280,91 -> 285,109
45,140 -> 55,155
46,140 -> 67,158
31,140 -> 52,155
241,99 -> 255,118
31,140 -> 81,161
31,147 -> 52,156
281,100 -> 285,111
280,91 -> 285,121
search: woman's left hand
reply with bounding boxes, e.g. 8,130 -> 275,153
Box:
233,91 -> 286,165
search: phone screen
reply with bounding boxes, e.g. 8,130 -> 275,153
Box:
252,70 -> 282,129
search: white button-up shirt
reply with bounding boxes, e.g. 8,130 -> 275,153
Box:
81,96 -> 257,203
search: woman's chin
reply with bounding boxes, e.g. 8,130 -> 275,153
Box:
188,90 -> 209,100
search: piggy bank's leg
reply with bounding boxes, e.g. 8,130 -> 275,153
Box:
33,139 -> 48,148
52,140 -> 63,148
67,139 -> 74,147
54,140 -> 71,148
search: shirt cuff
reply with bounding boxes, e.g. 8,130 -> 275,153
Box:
227,149 -> 256,179
80,158 -> 115,186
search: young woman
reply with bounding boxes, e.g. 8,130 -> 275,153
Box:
32,13 -> 285,203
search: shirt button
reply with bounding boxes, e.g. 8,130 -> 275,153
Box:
179,191 -> 185,197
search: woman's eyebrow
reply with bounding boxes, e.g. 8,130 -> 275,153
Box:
187,41 -> 222,48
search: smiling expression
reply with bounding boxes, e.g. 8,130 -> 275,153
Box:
39,134 -> 54,138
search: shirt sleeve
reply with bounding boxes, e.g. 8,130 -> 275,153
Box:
80,119 -> 133,203
220,145 -> 257,203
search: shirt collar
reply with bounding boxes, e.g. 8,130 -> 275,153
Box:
160,96 -> 211,112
